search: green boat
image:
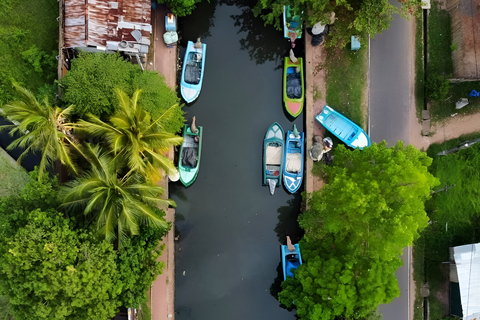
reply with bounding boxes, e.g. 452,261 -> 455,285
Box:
263,122 -> 284,195
178,124 -> 203,187
283,56 -> 304,118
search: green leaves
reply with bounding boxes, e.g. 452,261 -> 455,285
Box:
282,141 -> 438,319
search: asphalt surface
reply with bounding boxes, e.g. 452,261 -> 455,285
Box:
369,3 -> 415,320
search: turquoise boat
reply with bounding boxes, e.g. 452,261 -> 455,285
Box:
180,40 -> 206,103
281,236 -> 303,281
178,125 -> 203,187
315,105 -> 371,149
263,122 -> 284,195
283,5 -> 303,39
283,126 -> 304,193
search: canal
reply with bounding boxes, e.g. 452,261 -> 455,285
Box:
170,1 -> 304,319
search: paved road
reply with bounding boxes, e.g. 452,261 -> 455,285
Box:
369,3 -> 414,320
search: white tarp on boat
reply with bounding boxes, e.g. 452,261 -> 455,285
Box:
266,146 -> 282,165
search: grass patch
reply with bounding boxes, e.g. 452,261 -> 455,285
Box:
313,85 -> 323,101
0,148 -> 30,197
325,39 -> 368,129
415,13 -> 425,120
140,301 -> 151,320
429,81 -> 480,120
412,132 -> 480,320
0,0 -> 58,105
427,1 -> 453,76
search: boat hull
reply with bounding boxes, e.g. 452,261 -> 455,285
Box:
178,125 -> 203,187
283,5 -> 303,39
315,105 -> 371,149
180,41 -> 206,103
283,130 -> 304,193
281,243 -> 303,281
263,122 -> 284,193
283,57 -> 304,118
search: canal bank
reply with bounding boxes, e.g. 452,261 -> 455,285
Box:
150,4 -> 324,319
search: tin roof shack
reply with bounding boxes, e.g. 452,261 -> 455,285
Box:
64,0 -> 151,62
450,243 -> 480,319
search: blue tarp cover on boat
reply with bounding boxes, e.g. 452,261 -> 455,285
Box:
286,73 -> 302,99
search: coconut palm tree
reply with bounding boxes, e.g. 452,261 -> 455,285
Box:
0,83 -> 82,179
60,144 -> 174,248
75,89 -> 183,181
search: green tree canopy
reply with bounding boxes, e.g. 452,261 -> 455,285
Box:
157,0 -> 203,17
253,0 -> 420,47
302,141 -> 439,260
75,89 -> 183,180
280,141 -> 439,319
60,52 -> 184,133
59,144 -> 173,248
279,239 -> 402,320
0,208 -> 122,320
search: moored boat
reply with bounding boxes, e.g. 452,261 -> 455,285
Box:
315,105 -> 371,149
178,121 -> 203,187
263,122 -> 284,195
281,236 -> 303,281
283,125 -> 304,193
283,5 -> 303,40
180,39 -> 206,103
283,56 -> 304,118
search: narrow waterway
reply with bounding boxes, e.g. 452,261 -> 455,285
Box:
170,1 -> 304,319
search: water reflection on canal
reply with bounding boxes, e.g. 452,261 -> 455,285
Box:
170,1 -> 305,319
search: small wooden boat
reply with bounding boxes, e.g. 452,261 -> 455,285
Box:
283,57 -> 304,118
283,125 -> 304,193
178,123 -> 203,187
180,39 -> 206,103
283,5 -> 303,40
281,236 -> 303,281
315,105 -> 371,149
263,122 -> 284,195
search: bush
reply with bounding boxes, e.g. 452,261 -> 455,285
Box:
426,72 -> 450,102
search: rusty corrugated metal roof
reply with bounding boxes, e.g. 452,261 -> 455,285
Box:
64,0 -> 151,50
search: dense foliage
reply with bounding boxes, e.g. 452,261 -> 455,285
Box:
75,89 -> 183,180
156,0 -> 203,17
60,52 -> 184,133
280,142 -> 439,319
253,0 -> 421,47
59,144 -> 173,247
0,83 -> 82,179
0,172 -> 169,319
0,0 -> 58,105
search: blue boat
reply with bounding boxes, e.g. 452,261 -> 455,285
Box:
263,122 -> 284,195
315,105 -> 371,149
180,39 -> 206,103
283,125 -> 304,193
281,236 -> 303,281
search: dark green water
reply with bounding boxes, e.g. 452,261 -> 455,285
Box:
171,1 -> 305,319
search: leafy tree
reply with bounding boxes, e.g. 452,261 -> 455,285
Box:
0,209 -> 122,320
252,0 -> 420,47
60,52 -> 185,133
117,219 -> 170,308
302,141 -> 439,261
75,89 -> 183,180
279,239 -> 402,320
132,70 -> 184,134
281,141 -> 439,319
59,144 -> 173,248
0,83 -> 83,179
157,0 -> 203,17
59,52 -> 136,118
